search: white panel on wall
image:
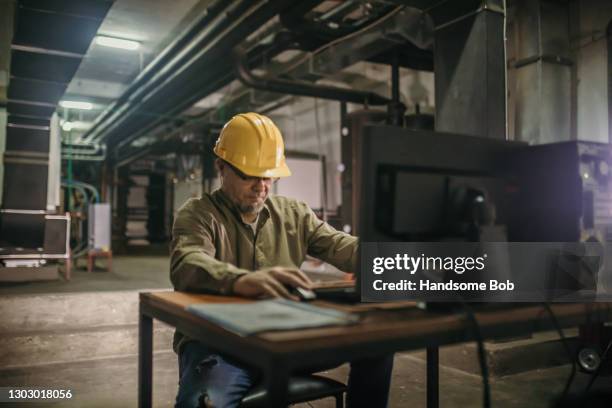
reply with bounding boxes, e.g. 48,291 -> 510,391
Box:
274,156 -> 323,210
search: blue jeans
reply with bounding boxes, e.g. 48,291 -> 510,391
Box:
175,341 -> 394,408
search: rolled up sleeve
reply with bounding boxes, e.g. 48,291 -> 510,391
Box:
301,203 -> 359,273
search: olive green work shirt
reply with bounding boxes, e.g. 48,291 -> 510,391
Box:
170,189 -> 358,353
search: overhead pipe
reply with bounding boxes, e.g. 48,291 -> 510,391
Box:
278,0 -> 390,42
90,0 -> 328,160
116,26 -> 325,164
119,5 -> 405,164
116,3 -> 421,165
84,0 -> 302,153
84,1 -> 253,144
225,5 -> 428,120
111,0 -> 412,165
84,0 -> 285,146
232,45 -> 391,106
82,0 -> 234,142
389,49 -> 405,125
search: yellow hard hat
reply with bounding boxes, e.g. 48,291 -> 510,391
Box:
214,112 -> 291,178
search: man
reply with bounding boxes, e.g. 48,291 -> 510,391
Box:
171,112 -> 393,408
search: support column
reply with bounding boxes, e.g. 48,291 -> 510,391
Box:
0,0 -> 14,105
507,0 -> 572,144
0,0 -> 15,207
113,166 -> 129,253
0,108 -> 5,206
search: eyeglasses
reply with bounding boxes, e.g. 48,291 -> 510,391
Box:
224,161 -> 278,185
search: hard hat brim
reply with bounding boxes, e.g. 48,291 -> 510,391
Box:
214,147 -> 292,178
230,160 -> 292,178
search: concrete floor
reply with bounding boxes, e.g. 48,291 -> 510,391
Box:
0,252 -> 173,296
1,253 -> 611,407
3,350 -> 611,407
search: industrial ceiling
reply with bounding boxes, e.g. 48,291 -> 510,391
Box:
4,0 -> 506,166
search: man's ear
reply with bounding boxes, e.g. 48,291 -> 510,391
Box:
215,158 -> 224,175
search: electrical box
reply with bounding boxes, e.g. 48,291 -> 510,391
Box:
88,203 -> 111,250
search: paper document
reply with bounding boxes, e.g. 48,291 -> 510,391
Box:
186,299 -> 359,336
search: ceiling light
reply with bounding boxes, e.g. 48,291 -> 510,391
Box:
61,121 -> 92,132
95,35 -> 140,51
59,100 -> 93,110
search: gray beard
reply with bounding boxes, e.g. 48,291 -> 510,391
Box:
238,202 -> 264,215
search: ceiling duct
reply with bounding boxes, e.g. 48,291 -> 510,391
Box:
6,0 -> 112,126
233,45 -> 390,105
200,5 -> 432,128
272,6 -> 433,80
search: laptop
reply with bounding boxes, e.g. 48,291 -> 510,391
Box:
311,280 -> 359,303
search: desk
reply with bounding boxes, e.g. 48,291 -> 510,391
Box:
139,292 -> 612,408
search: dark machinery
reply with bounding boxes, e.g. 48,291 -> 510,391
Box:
357,128 -> 612,371
505,141 -> 612,374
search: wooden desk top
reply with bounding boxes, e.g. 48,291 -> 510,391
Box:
141,291 -> 612,357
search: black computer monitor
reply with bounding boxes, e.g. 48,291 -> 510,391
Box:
355,126 -> 526,302
357,125 -> 523,243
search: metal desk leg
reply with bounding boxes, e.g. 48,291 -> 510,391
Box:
264,362 -> 289,408
427,346 -> 439,408
139,307 -> 153,408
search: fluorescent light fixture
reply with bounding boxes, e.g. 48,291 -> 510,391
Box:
95,35 -> 140,50
59,100 -> 93,110
61,121 -> 92,132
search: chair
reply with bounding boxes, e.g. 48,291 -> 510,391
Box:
239,374 -> 346,408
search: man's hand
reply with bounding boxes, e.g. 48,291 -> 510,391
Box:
232,267 -> 312,300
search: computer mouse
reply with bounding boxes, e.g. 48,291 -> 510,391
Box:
291,286 -> 317,301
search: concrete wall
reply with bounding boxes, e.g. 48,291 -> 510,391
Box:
575,0 -> 612,142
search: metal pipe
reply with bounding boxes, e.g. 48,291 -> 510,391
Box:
92,0 -> 292,153
387,49 -> 405,126
104,1 -> 360,165
87,0 -> 329,152
317,0 -> 359,22
391,50 -> 400,105
115,147 -> 152,168
82,0 -> 233,142
233,45 -> 391,105
85,0 -> 262,145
